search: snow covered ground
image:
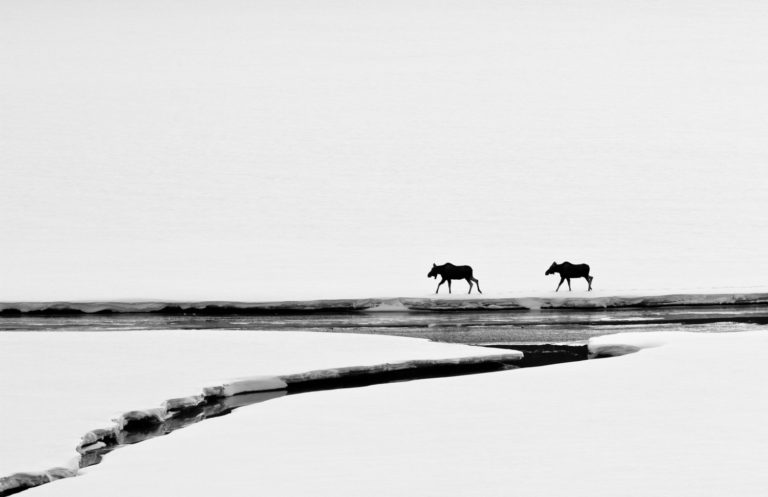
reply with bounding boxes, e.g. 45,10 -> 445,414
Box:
0,331 -> 515,484
2,290 -> 768,314
6,329 -> 768,496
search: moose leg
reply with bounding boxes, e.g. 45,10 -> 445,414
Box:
448,280 -> 452,294
556,277 -> 564,292
586,275 -> 593,291
473,278 -> 482,294
436,279 -> 446,294
567,278 -> 572,291
466,278 -> 473,294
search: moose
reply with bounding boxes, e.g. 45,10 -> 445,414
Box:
427,263 -> 482,294
545,261 -> 594,292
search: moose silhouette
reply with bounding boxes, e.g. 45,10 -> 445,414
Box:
427,263 -> 482,294
545,261 -> 593,291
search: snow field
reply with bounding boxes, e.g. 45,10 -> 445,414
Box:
23,330 -> 768,497
0,330 -> 516,483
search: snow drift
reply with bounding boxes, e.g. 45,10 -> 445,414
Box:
0,331 -> 521,495
1,292 -> 767,315
25,330 -> 768,497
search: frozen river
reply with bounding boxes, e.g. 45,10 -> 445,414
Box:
3,305 -> 767,344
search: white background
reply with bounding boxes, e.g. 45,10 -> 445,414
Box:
2,0 -> 767,300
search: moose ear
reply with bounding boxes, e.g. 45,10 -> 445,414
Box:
433,263 -> 436,267
552,261 -> 556,265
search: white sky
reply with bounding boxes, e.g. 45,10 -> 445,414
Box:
1,0 -> 767,300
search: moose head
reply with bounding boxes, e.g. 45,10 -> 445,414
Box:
427,263 -> 439,279
545,261 -> 558,275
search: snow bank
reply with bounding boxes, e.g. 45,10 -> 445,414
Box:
0,330 -> 518,491
403,292 -> 768,310
27,330 -> 768,497
0,299 -> 379,315
2,292 -> 767,315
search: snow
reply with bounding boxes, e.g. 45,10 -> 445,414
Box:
401,291 -> 768,310
21,330 -> 768,497
2,291 -> 768,315
0,330 -> 514,480
3,0 -> 768,490
0,299 -> 379,314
